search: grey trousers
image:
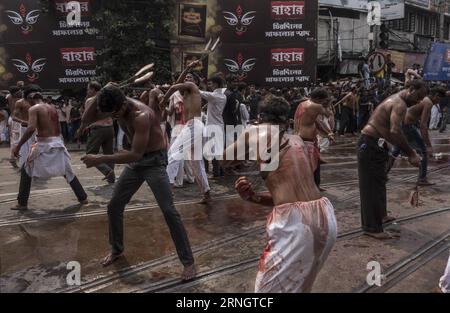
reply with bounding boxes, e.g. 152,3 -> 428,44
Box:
107,150 -> 194,266
86,126 -> 115,176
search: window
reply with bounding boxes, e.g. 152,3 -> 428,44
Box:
417,14 -> 424,35
408,13 -> 416,32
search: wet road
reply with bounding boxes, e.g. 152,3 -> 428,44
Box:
0,131 -> 449,293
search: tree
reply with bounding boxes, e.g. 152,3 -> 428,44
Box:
40,0 -> 175,84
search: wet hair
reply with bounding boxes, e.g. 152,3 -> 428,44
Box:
23,84 -> 43,100
310,87 -> 329,100
186,71 -> 201,85
259,96 -> 290,124
408,80 -> 428,92
9,86 -> 20,94
207,75 -> 224,88
97,85 -> 126,113
430,86 -> 446,98
88,81 -> 102,92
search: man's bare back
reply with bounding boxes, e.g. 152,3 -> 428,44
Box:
13,98 -> 31,125
294,98 -> 333,142
32,102 -> 60,137
7,94 -> 20,114
117,98 -> 166,153
404,96 -> 432,126
224,125 -> 321,205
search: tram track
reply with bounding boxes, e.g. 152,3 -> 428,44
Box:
59,206 -> 450,293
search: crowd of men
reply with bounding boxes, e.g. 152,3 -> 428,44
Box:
0,61 -> 449,292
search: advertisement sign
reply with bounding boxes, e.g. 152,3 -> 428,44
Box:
423,42 -> 450,81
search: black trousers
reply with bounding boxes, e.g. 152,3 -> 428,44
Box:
357,134 -> 388,233
339,106 -> 354,135
107,150 -> 194,266
86,126 -> 115,177
17,167 -> 87,206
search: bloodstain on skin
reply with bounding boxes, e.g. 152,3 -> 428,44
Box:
48,108 -> 60,133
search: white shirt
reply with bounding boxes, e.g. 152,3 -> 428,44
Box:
200,89 -> 226,127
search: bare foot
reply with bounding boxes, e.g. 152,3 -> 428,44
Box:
364,231 -> 396,240
382,216 -> 396,224
431,287 -> 443,293
181,264 -> 197,281
101,252 -> 123,267
11,204 -> 28,211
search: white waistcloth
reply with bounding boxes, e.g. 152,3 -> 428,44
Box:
430,105 -> 441,130
167,119 -> 209,194
25,136 -> 75,182
255,197 -> 337,293
439,252 -> 450,293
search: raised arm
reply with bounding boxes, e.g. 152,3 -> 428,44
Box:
175,60 -> 201,84
161,82 -> 195,107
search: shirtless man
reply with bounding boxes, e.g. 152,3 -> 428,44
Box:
6,86 -> 23,168
223,96 -> 337,292
338,87 -> 357,136
358,80 -> 426,239
11,85 -> 87,210
161,62 -> 211,203
78,81 -> 115,183
81,84 -> 196,280
294,88 -> 335,189
388,87 -> 446,185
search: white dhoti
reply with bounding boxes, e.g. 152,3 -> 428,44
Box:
25,136 -> 75,183
166,119 -> 210,194
439,252 -> 450,293
13,124 -> 36,168
317,117 -> 331,153
255,197 -> 337,293
430,105 -> 441,130
168,133 -> 195,187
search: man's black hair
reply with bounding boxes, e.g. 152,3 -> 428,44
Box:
430,86 -> 446,98
23,84 -> 43,100
208,75 -> 224,88
259,96 -> 290,124
408,79 -> 428,92
310,87 -> 329,100
88,81 -> 102,92
97,85 -> 126,113
9,86 -> 20,95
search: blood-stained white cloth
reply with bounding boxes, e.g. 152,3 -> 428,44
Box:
0,110 -> 8,142
25,136 -> 75,183
166,118 -> 210,194
13,124 -> 36,168
9,117 -> 21,146
255,197 -> 337,293
429,104 -> 441,130
439,252 -> 450,293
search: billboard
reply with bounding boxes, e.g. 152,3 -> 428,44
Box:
0,0 -> 101,89
380,0 -> 405,20
213,0 -> 317,86
4,42 -> 99,89
423,42 -> 450,81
